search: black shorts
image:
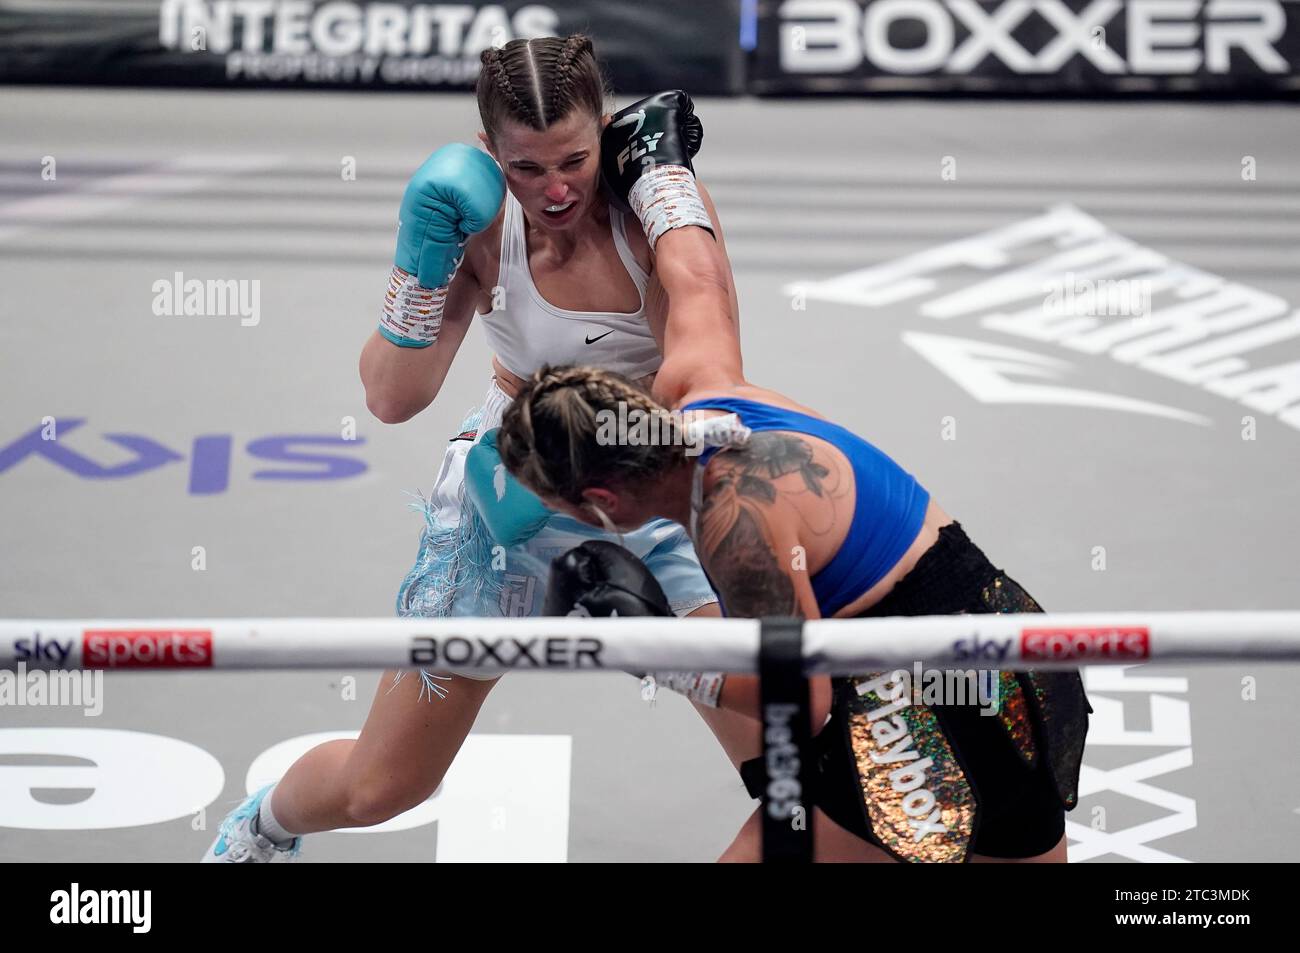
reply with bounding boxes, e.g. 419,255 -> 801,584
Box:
739,522 -> 1091,862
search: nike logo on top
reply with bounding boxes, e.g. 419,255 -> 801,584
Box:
585,330 -> 614,345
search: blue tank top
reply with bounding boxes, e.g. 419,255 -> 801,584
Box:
680,397 -> 930,617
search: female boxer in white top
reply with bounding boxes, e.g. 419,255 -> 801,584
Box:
202,34 -> 756,862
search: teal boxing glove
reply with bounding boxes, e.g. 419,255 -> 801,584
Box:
379,144 -> 505,348
463,428 -> 554,547
396,144 -> 504,287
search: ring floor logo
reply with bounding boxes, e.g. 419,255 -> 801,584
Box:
787,204 -> 1300,434
0,420 -> 367,494
1072,666 -> 1196,862
0,729 -> 571,862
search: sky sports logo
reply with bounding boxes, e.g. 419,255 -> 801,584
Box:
13,629 -> 213,669
1022,626 -> 1150,662
953,626 -> 1151,664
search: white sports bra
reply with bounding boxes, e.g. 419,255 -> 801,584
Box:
478,192 -> 663,381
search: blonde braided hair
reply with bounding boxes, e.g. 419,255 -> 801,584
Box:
498,365 -> 689,505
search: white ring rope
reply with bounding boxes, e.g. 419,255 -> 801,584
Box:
1,611 -> 1298,674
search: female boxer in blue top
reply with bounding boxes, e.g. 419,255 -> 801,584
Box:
495,172 -> 1091,864
498,363 -> 1092,863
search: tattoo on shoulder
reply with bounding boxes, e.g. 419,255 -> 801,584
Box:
698,481 -> 798,618
711,433 -> 831,505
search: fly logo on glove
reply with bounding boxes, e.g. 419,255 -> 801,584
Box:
610,109 -> 666,176
616,134 -> 664,176
600,90 -> 712,249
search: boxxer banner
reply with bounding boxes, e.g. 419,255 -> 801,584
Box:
751,0 -> 1300,94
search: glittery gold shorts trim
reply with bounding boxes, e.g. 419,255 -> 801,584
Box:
844,673 -> 978,864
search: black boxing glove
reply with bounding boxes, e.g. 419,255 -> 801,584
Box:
600,90 -> 702,212
543,540 -> 672,618
544,541 -> 725,707
600,92 -> 712,248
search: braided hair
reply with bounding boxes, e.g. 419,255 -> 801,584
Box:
497,365 -> 690,505
477,35 -> 610,139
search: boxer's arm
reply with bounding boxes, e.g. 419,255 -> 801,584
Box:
696,181 -> 741,335
599,91 -> 742,404
694,448 -> 831,723
644,181 -> 743,406
363,143 -> 504,424
695,454 -> 822,620
360,246 -> 482,424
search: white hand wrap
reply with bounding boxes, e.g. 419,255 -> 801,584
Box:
627,164 -> 714,251
378,264 -> 449,348
640,671 -> 725,708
